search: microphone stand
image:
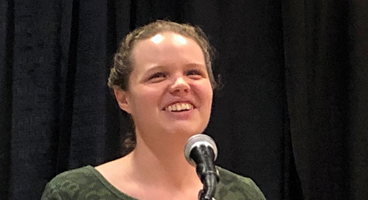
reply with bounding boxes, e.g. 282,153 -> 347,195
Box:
198,172 -> 218,200
192,146 -> 219,200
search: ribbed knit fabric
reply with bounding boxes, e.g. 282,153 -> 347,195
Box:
41,165 -> 266,200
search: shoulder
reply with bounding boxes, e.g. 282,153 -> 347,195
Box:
217,166 -> 258,187
216,166 -> 266,200
47,166 -> 96,188
41,166 -> 108,199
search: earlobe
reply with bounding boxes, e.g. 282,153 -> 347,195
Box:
114,89 -> 132,114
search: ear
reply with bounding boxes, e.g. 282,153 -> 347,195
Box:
114,89 -> 132,114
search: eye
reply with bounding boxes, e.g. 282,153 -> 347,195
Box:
148,72 -> 167,82
186,69 -> 205,78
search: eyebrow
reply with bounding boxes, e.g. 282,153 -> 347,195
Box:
184,63 -> 206,68
144,62 -> 205,73
142,65 -> 167,75
146,61 -> 204,72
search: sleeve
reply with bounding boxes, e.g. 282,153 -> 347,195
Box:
216,171 -> 266,200
241,177 -> 266,200
40,181 -> 69,200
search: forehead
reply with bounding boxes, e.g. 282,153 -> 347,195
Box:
135,31 -> 200,50
131,32 -> 205,65
150,33 -> 188,45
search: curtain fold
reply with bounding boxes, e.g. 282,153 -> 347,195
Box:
282,0 -> 366,199
9,1 -> 64,199
0,1 -> 14,199
348,1 -> 368,199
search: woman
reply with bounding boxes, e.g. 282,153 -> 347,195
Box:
41,20 -> 266,200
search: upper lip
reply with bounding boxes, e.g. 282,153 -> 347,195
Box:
162,99 -> 196,110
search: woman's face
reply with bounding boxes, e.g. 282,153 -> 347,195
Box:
115,32 -> 213,139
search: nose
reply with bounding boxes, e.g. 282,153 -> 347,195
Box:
169,76 -> 190,95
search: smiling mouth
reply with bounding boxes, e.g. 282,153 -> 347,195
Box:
165,103 -> 194,112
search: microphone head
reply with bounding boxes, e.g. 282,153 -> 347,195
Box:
184,134 -> 218,166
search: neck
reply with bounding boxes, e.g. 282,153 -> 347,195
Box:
128,132 -> 200,189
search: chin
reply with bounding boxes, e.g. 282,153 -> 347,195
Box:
168,126 -> 206,136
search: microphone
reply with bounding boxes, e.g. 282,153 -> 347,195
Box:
184,134 -> 220,200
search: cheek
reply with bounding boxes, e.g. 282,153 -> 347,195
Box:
193,82 -> 213,105
130,89 -> 161,114
202,82 -> 214,99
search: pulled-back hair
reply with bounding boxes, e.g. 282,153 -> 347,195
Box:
108,20 -> 216,91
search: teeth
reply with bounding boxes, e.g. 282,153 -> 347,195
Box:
167,103 -> 193,112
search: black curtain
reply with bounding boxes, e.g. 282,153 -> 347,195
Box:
1,0 -> 367,199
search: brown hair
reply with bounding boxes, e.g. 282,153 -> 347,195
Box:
108,20 -> 217,155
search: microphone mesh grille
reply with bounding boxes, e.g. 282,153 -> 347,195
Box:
184,134 -> 218,166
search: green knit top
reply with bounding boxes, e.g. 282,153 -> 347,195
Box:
41,165 -> 266,200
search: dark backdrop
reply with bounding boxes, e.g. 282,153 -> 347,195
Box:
1,0 -> 367,200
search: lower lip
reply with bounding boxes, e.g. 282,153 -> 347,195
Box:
164,109 -> 195,119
